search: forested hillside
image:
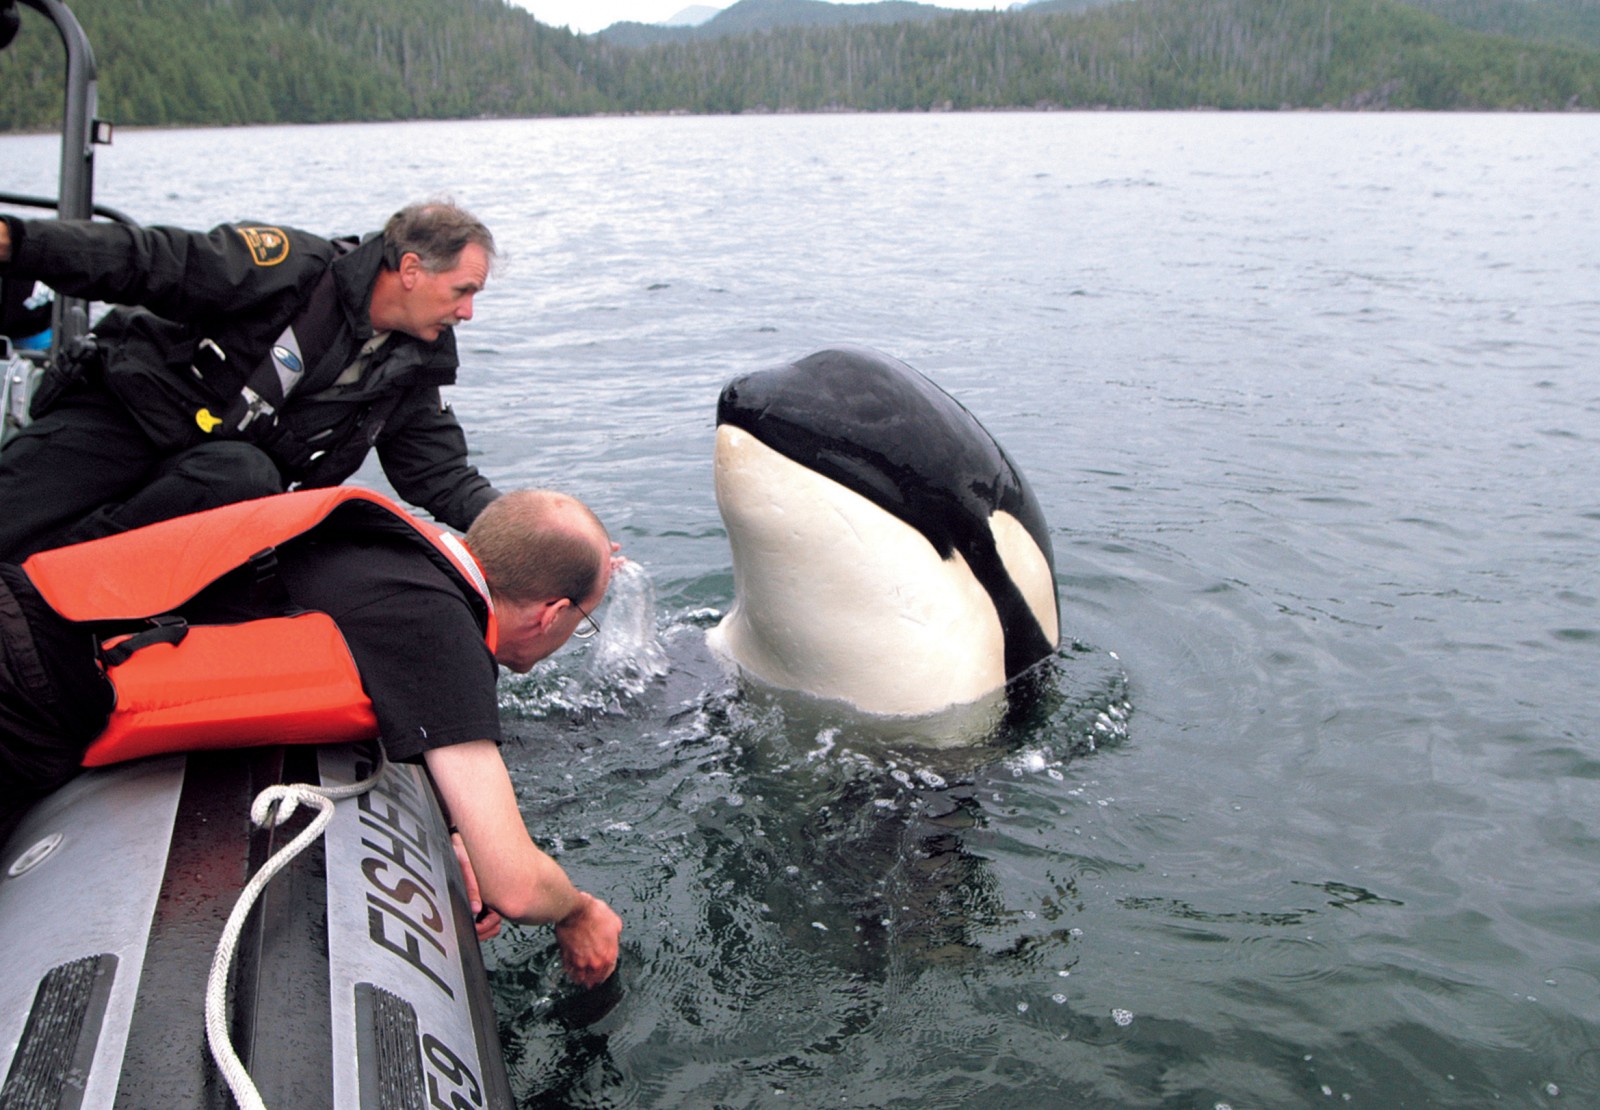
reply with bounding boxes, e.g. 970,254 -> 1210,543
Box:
589,0 -> 1600,111
1405,0 -> 1600,48
599,0 -> 957,47
1,0 -> 603,129
2,0 -> 1596,131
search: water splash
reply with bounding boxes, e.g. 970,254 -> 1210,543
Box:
585,559 -> 669,693
498,560 -> 669,718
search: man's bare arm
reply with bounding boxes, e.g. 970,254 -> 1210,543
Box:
424,740 -> 622,986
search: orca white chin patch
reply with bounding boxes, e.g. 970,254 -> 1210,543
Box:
710,425 -> 1009,717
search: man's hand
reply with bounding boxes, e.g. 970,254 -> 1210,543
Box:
553,892 -> 623,988
450,830 -> 503,941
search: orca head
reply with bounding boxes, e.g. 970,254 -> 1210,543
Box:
708,345 -> 1059,718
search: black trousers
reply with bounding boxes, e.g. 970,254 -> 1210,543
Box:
0,568 -> 111,845
0,379 -> 285,562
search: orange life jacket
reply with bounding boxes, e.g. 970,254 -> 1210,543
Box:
19,488 -> 497,768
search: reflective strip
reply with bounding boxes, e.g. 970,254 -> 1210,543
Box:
437,532 -> 491,611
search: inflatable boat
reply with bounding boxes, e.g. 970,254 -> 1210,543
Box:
0,744 -> 513,1107
1,3 -> 515,1105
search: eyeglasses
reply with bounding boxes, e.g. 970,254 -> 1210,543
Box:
570,599 -> 601,639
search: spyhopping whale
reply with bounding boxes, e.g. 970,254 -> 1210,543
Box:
708,345 -> 1059,718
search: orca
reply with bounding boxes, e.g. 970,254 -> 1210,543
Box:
708,345 -> 1059,718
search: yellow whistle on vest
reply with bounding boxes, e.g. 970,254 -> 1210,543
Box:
195,408 -> 222,433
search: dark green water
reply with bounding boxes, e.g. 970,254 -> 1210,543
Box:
6,111 -> 1596,1107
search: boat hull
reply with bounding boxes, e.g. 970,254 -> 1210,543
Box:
0,742 -> 512,1108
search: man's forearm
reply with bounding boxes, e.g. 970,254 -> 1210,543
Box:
498,845 -> 591,926
426,740 -> 598,924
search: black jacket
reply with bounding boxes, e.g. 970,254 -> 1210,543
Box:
1,216 -> 498,531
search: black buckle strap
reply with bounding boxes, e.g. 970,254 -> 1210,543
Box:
247,546 -> 298,614
95,547 -> 297,670
100,615 -> 188,667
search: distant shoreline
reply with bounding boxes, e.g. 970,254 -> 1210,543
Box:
6,99 -> 1594,139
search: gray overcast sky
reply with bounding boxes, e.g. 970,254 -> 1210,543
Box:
508,1 -> 1007,35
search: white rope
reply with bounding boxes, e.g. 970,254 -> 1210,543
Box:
205,748 -> 388,1110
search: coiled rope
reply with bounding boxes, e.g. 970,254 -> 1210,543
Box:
204,748 -> 388,1110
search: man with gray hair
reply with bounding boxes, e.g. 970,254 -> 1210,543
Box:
0,199 -> 501,560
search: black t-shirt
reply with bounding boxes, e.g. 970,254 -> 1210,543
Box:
263,531 -> 504,762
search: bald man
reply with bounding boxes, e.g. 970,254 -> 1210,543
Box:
0,487 -> 621,985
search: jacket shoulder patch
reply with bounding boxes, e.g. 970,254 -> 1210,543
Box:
235,225 -> 291,267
